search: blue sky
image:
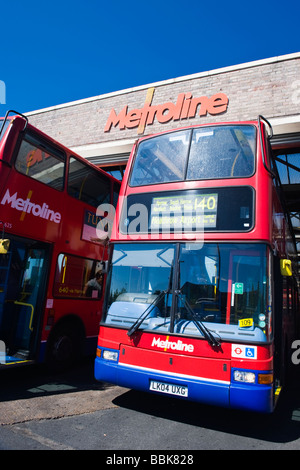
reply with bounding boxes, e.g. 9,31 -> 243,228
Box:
0,0 -> 299,115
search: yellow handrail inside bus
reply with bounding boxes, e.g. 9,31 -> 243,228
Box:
79,176 -> 88,200
62,255 -> 67,283
14,301 -> 34,331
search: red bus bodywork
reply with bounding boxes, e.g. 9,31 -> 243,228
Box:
0,112 -> 120,368
94,119 -> 299,412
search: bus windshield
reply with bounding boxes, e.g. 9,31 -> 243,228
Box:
103,242 -> 271,343
130,125 -> 256,186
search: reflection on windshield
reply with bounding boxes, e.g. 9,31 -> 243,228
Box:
0,120 -> 9,141
130,125 -> 256,186
103,242 -> 271,342
130,130 -> 189,186
105,244 -> 175,332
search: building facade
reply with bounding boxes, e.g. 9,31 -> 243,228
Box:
26,52 -> 300,180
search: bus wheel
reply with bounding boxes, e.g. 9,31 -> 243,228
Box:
46,322 -> 83,371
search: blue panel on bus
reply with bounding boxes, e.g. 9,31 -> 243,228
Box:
95,353 -> 230,409
230,382 -> 273,413
95,350 -> 275,413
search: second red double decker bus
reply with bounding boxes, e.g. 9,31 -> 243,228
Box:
95,117 -> 299,413
0,111 -> 120,369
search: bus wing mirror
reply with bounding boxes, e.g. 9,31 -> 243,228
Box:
0,238 -> 10,254
0,221 -> 10,254
280,259 -> 292,277
100,260 -> 109,274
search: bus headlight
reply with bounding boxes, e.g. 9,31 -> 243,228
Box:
102,350 -> 118,361
233,370 -> 256,383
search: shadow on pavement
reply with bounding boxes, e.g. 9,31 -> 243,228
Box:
0,356 -> 109,402
113,367 -> 300,445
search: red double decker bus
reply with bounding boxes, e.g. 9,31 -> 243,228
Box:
0,111 -> 120,369
94,117 -> 299,413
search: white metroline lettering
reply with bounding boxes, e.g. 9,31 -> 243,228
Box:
1,188 -> 61,224
151,336 -> 194,352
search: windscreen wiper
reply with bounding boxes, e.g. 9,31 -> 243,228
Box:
176,290 -> 221,348
127,290 -> 167,336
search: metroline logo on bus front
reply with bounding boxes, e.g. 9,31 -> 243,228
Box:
151,336 -> 194,353
1,188 -> 62,224
148,336 -> 258,359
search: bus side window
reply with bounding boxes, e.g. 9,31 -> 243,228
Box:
15,133 -> 65,190
53,253 -> 104,299
113,183 -> 120,209
68,157 -> 111,208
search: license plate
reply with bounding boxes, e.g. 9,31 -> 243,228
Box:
149,380 -> 188,397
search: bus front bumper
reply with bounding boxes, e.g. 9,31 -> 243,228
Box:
94,350 -> 274,413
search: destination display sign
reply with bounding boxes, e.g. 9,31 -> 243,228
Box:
120,186 -> 254,235
150,193 -> 218,230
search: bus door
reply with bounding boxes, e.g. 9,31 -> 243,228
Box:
0,237 -> 50,365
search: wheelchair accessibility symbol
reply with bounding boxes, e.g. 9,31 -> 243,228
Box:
245,347 -> 255,358
232,344 -> 257,359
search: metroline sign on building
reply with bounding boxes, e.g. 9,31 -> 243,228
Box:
104,88 -> 229,134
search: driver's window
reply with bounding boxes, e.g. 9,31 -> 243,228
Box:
178,245 -> 219,322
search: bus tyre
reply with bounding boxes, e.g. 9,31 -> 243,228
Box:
46,322 -> 83,371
